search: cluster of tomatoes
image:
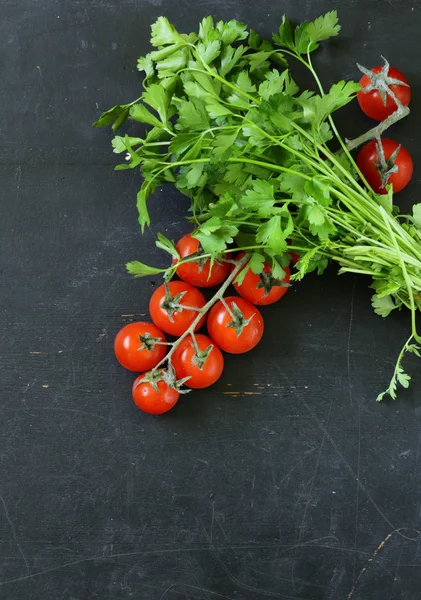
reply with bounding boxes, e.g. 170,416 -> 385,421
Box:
114,234 -> 291,415
356,61 -> 413,194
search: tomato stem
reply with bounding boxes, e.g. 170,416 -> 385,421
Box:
152,254 -> 250,374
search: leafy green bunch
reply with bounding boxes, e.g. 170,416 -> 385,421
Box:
95,12 -> 421,400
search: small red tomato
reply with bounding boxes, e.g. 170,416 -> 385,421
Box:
357,65 -> 410,121
132,373 -> 179,415
207,296 -> 264,354
356,138 -> 413,194
114,322 -> 167,372
233,252 -> 290,306
173,233 -> 231,288
149,281 -> 206,337
172,334 -> 224,389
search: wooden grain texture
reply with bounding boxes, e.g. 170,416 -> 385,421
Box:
2,0 -> 421,598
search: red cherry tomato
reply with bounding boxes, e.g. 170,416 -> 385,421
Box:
173,233 -> 231,288
132,373 -> 179,415
356,138 -> 413,194
233,252 -> 290,306
207,296 -> 264,354
114,322 -> 167,372
149,281 -> 206,337
357,65 -> 410,121
172,334 -> 224,389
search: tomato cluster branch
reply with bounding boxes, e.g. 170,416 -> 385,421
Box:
150,254 -> 250,375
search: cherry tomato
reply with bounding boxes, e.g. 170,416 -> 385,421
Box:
233,252 -> 290,306
207,296 -> 264,354
357,65 -> 410,121
132,373 -> 179,415
149,281 -> 206,337
356,138 -> 413,194
173,233 -> 231,288
172,334 -> 224,389
114,322 -> 167,372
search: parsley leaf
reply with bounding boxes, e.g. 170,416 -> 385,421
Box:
126,260 -> 165,278
372,294 -> 397,317
151,17 -> 184,47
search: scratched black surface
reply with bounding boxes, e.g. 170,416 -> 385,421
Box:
2,0 -> 421,598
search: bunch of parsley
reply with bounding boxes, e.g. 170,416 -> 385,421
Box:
95,12 -> 421,400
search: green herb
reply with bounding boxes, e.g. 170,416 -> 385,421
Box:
95,13 -> 421,400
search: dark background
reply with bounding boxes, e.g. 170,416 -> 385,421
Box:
2,0 -> 421,598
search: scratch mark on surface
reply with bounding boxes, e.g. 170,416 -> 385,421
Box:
348,529 -> 419,599
297,397 -> 334,544
347,278 -> 355,407
0,496 -> 30,573
22,379 -> 36,395
199,519 -> 296,598
209,501 -> 215,546
388,540 -> 405,600
348,278 -> 361,583
272,364 -> 415,539
159,583 -> 233,600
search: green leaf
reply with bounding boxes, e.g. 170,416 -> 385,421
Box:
112,136 -> 143,153
93,104 -> 130,131
199,16 -> 215,40
372,294 -> 397,317
306,204 -> 335,239
236,71 -> 257,94
184,80 -> 215,102
307,11 -> 341,44
151,16 -> 183,46
397,368 -> 411,389
407,344 -> 421,358
156,47 -> 188,74
293,22 -> 312,54
305,177 -> 331,208
142,84 -> 169,123
249,252 -> 265,274
169,132 -> 201,156
217,19 -> 248,44
137,54 -> 155,77
412,204 -> 421,228
130,103 -> 163,128
155,232 -> 179,258
186,162 -> 205,188
197,40 -> 221,64
278,170 -> 307,201
256,215 -> 287,255
258,69 -> 298,101
272,16 -> 294,49
220,44 -> 247,77
194,218 -> 239,254
375,186 -> 393,214
126,260 -> 165,278
212,132 -> 238,157
114,135 -> 141,170
270,257 -> 287,280
247,50 -> 278,73
175,98 -> 209,131
205,102 -> 233,119
136,181 -> 156,231
241,179 -> 275,218
304,80 -> 360,127
224,163 -> 250,188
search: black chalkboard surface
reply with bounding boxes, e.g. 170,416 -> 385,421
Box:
2,1 -> 421,598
